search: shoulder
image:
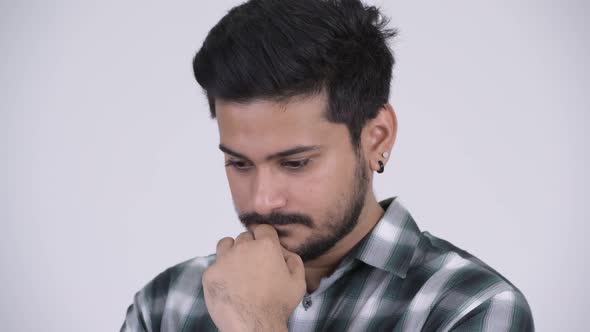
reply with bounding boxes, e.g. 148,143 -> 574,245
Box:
403,232 -> 534,331
120,254 -> 217,331
152,254 -> 217,288
138,254 -> 217,308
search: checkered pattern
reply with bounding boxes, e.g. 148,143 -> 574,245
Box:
121,197 -> 534,331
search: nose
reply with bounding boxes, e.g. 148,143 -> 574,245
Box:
251,167 -> 286,215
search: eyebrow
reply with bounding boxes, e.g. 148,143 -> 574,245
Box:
218,144 -> 322,161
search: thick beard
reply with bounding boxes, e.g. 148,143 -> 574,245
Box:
238,151 -> 370,262
292,152 -> 369,261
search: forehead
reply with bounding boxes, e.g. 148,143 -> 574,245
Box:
215,93 -> 348,157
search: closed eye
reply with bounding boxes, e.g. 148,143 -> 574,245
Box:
225,160 -> 253,171
225,159 -> 311,172
281,159 -> 311,170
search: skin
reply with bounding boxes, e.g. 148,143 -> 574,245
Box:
203,91 -> 398,331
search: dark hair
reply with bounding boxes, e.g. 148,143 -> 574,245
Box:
193,0 -> 397,147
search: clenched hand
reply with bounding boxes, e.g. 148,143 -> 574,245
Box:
203,224 -> 306,332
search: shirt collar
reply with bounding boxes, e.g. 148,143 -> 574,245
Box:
350,197 -> 422,279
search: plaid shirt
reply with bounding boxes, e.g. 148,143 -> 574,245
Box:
121,197 -> 534,331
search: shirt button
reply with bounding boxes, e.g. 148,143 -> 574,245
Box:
302,295 -> 312,310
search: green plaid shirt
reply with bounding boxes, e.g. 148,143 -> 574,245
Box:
121,197 -> 534,331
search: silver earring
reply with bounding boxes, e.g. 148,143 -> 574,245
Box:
382,151 -> 389,159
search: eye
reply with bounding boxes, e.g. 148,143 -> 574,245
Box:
225,160 -> 253,171
281,159 -> 311,170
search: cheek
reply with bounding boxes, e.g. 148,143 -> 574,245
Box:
225,171 -> 250,210
288,159 -> 354,215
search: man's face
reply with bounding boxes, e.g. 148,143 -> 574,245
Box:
216,92 -> 370,262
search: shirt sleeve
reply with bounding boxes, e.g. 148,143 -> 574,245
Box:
448,290 -> 534,332
119,267 -> 175,332
120,291 -> 151,332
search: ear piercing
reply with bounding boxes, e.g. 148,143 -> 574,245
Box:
377,160 -> 385,173
377,151 -> 389,174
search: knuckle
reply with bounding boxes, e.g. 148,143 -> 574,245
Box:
258,237 -> 275,249
236,231 -> 251,240
216,237 -> 234,248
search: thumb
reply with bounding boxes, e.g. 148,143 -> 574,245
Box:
284,251 -> 305,281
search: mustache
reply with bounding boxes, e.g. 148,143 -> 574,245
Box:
239,212 -> 313,228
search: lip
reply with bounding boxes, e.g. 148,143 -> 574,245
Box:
273,223 -> 298,227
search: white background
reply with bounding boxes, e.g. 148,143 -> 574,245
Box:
1,1 -> 588,331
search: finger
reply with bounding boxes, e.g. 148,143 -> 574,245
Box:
284,251 -> 305,281
251,224 -> 280,245
234,231 -> 254,245
216,237 -> 234,257
280,246 -> 292,260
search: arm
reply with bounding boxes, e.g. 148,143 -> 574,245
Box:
119,267 -> 176,332
120,292 -> 150,332
449,290 -> 534,332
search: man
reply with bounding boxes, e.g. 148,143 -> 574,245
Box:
121,0 -> 534,331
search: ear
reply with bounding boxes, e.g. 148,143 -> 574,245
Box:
361,103 -> 398,172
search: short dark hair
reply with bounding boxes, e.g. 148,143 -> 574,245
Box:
193,0 -> 396,147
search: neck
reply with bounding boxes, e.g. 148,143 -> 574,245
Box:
303,192 -> 384,293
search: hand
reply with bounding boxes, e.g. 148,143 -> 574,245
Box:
203,224 -> 306,332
